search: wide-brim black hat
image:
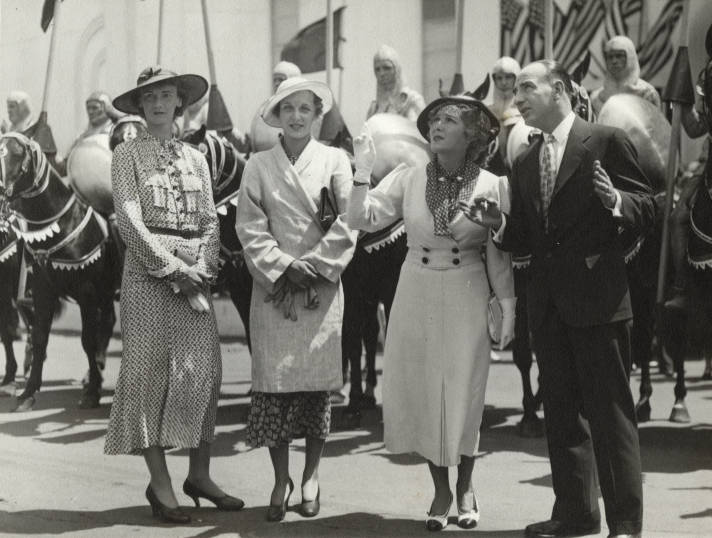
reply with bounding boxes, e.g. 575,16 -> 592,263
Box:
113,66 -> 208,115
416,95 -> 499,142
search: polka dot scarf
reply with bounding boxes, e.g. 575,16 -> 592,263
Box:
425,156 -> 480,236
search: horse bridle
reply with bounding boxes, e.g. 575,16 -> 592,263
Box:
0,132 -> 51,199
204,132 -> 239,196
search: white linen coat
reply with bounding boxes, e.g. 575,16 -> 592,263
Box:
347,163 -> 515,466
236,139 -> 357,392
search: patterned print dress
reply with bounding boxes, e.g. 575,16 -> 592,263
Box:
104,132 -> 222,455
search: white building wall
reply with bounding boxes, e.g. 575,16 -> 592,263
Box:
0,0 -> 709,159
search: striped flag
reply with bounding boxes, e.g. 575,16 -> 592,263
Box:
553,0 -> 606,70
500,0 -> 524,30
620,0 -> 643,18
638,0 -> 685,80
604,0 -> 628,39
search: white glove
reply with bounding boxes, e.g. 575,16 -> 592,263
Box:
186,291 -> 210,313
353,127 -> 377,178
497,297 -> 517,351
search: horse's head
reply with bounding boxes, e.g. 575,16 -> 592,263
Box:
109,115 -> 147,151
0,133 -> 47,219
182,125 -> 245,206
698,55 -> 712,133
571,82 -> 594,122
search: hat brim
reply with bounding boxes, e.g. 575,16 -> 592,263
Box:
113,73 -> 209,115
262,81 -> 333,128
416,95 -> 499,141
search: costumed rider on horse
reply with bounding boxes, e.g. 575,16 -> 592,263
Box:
664,25 -> 712,383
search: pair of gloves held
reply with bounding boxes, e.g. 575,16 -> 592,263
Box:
353,132 -> 517,350
265,259 -> 321,321
170,263 -> 211,313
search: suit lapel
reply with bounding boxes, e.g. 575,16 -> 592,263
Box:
552,117 -> 591,198
519,138 -> 543,216
273,140 -> 320,225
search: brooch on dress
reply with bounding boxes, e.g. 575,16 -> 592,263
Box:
146,139 -> 201,213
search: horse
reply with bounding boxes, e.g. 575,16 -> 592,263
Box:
666,46 -> 712,421
181,126 -> 252,349
341,113 -> 430,420
0,132 -> 120,411
0,222 -> 21,396
596,93 -> 679,422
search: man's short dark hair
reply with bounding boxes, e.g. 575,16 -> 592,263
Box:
536,59 -> 574,101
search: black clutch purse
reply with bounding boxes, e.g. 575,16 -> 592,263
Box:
318,176 -> 339,233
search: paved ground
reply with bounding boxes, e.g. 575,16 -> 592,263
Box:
0,327 -> 710,537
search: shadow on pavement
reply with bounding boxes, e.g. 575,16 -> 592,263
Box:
639,424 -> 712,473
0,506 -> 524,537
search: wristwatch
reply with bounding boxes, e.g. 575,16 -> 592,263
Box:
352,180 -> 369,186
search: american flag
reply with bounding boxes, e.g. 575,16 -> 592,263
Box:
499,0 -> 683,82
501,0 -> 524,30
553,0 -> 607,70
638,0 -> 685,80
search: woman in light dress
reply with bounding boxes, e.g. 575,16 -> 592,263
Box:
235,77 -> 356,522
348,95 -> 516,531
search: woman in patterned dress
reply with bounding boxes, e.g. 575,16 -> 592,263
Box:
104,67 -> 243,523
235,77 -> 356,522
348,96 -> 516,531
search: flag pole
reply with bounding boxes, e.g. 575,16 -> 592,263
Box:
157,0 -> 164,64
455,0 -> 464,74
36,0 -> 59,154
544,0 -> 553,59
200,0 -> 233,131
656,0 -> 692,307
200,0 -> 218,86
40,0 -> 60,114
326,0 -> 334,88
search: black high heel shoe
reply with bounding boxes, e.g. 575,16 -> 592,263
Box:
183,479 -> 245,511
299,486 -> 321,518
145,485 -> 191,524
266,478 -> 294,522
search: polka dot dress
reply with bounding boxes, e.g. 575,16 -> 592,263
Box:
104,134 -> 222,455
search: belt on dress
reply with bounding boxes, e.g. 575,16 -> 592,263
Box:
405,247 -> 481,269
146,226 -> 202,239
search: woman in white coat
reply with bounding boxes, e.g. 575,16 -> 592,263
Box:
235,78 -> 356,522
348,96 -> 516,531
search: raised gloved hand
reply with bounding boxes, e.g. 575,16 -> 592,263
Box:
353,127 -> 377,178
497,297 -> 517,351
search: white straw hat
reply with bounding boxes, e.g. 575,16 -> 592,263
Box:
261,77 -> 333,128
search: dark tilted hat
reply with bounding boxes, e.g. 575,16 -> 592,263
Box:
113,66 -> 208,115
416,95 -> 500,143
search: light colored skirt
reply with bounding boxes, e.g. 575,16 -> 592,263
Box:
249,279 -> 344,393
383,253 -> 491,466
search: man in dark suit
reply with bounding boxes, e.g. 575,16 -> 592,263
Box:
462,60 -> 654,538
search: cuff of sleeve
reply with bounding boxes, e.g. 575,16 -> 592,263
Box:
304,256 -> 339,283
268,253 -> 297,284
610,190 -> 623,217
353,169 -> 371,185
147,257 -> 184,279
491,214 -> 507,243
